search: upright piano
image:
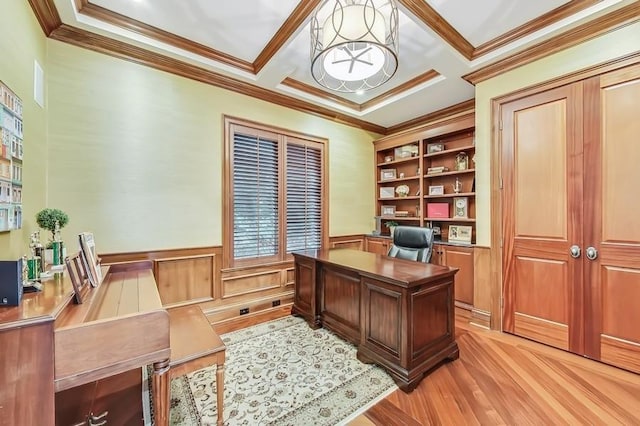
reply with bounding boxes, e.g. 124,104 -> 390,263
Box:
0,261 -> 171,425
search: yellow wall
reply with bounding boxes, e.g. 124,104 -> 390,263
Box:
46,41 -> 378,252
0,1 -> 48,258
474,22 -> 640,247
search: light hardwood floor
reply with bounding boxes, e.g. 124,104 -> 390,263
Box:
216,306 -> 640,425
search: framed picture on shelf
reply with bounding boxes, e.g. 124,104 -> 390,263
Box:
379,187 -> 395,199
380,168 -> 397,181
428,185 -> 444,195
381,205 -> 396,217
432,225 -> 441,236
448,225 -> 472,244
427,143 -> 444,153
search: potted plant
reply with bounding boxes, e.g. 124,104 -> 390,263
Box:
36,208 -> 69,265
384,220 -> 398,237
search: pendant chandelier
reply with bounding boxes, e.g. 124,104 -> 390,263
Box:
310,0 -> 399,93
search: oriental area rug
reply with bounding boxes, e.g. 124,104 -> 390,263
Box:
162,315 -> 397,425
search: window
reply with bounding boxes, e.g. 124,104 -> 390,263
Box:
224,117 -> 327,267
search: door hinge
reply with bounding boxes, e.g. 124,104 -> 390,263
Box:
499,119 -> 503,131
499,177 -> 503,189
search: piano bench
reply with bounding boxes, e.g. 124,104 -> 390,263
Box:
168,305 -> 226,426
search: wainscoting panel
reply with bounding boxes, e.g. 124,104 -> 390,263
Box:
154,254 -> 215,306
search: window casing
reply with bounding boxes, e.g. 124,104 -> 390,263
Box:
224,117 -> 328,268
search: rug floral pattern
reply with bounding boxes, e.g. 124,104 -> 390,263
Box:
169,316 -> 396,425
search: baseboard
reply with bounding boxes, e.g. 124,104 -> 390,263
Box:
211,304 -> 292,334
470,308 -> 491,330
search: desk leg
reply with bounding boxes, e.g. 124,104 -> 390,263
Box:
216,361 -> 225,426
152,359 -> 170,426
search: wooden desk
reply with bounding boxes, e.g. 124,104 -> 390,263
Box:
292,249 -> 459,391
167,305 -> 226,426
0,262 -> 170,426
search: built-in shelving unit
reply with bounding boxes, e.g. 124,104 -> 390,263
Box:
373,113 -> 476,243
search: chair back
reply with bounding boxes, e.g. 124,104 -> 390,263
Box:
387,226 -> 434,263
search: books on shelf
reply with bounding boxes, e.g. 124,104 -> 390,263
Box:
427,166 -> 449,174
395,210 -> 410,217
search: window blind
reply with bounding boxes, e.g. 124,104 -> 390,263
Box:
286,142 -> 322,253
232,133 -> 279,260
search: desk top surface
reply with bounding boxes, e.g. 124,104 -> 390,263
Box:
293,248 -> 457,287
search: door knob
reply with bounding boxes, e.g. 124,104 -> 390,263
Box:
569,245 -> 581,258
586,246 -> 598,260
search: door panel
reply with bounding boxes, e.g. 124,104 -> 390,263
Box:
584,65 -> 640,370
514,100 -> 567,239
502,84 -> 584,352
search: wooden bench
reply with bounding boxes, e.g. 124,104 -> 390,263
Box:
167,305 -> 226,426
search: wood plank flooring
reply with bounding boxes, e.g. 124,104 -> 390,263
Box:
216,306 -> 640,425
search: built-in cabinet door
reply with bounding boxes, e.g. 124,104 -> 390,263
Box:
365,237 -> 390,255
445,245 -> 474,306
584,65 -> 640,373
501,83 -> 585,352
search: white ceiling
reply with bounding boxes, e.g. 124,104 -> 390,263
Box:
50,0 -> 632,130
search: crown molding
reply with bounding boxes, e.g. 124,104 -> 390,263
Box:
463,1 -> 640,85
386,99 -> 475,135
27,0 -> 62,36
472,0 -> 599,59
76,0 -> 255,73
253,0 -> 322,73
397,0 -> 474,59
48,24 -> 386,135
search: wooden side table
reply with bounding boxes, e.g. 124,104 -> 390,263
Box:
166,305 -> 226,426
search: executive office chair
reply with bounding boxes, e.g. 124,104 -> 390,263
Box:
387,226 -> 435,263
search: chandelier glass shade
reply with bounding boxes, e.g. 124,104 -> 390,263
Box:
310,0 -> 399,93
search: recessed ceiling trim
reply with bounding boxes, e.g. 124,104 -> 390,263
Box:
471,0 -> 601,59
253,0 -> 322,74
386,99 -> 474,135
281,78 -> 362,110
397,0 -> 474,60
281,69 -> 440,112
463,1 -> 640,85
49,24 -> 386,135
360,70 -> 440,110
27,0 -> 63,36
77,1 -> 255,73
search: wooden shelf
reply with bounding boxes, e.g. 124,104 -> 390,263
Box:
424,168 -> 475,178
424,144 -> 475,158
379,196 -> 421,201
377,156 -> 420,167
381,217 -> 421,221
425,192 -> 475,199
377,176 -> 421,184
425,217 -> 476,223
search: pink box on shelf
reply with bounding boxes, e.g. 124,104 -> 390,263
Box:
427,203 -> 449,218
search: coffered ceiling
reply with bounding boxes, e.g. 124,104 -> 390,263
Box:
29,0 -> 640,134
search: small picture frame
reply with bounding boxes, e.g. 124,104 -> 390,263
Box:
380,168 -> 397,181
427,143 -> 444,153
381,205 -> 396,217
432,225 -> 441,236
379,187 -> 395,199
448,225 -> 472,244
428,185 -> 445,196
65,252 -> 86,304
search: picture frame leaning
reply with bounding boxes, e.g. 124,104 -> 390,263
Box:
79,232 -> 102,287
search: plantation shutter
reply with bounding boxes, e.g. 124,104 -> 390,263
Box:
232,129 -> 279,260
286,140 -> 323,253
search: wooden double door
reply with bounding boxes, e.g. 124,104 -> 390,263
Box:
501,63 -> 640,373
